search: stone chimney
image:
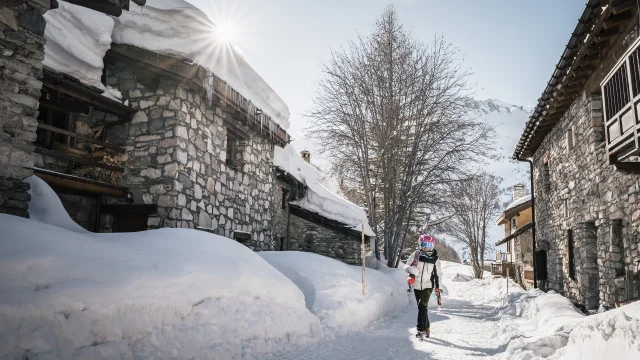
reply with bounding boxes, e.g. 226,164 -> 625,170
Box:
300,150 -> 310,163
513,183 -> 527,200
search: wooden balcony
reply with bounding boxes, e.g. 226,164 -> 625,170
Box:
601,36 -> 640,164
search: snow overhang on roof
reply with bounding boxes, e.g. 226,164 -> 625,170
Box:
496,195 -> 532,225
273,144 -> 376,237
43,0 -> 291,133
512,0 -> 637,160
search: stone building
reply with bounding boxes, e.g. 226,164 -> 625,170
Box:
272,144 -> 375,265
0,1 -> 375,263
0,1 -> 290,250
495,184 -> 534,288
513,0 -> 640,309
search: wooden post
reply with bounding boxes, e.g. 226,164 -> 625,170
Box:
361,224 -> 365,296
506,267 -> 510,295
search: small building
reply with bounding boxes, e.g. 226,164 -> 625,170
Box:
272,144 -> 375,265
513,1 -> 640,309
494,184 -> 534,288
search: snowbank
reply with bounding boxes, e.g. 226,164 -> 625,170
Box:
495,289 -> 640,360
43,1 -> 115,89
259,251 -> 409,336
0,180 -> 321,359
25,175 -> 88,233
274,144 -> 375,236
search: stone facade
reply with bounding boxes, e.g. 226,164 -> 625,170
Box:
272,177 -> 363,265
533,91 -> 640,308
0,1 -> 48,217
101,57 -> 277,249
288,215 -> 362,265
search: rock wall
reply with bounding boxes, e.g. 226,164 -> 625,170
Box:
104,58 -> 277,249
288,215 -> 362,265
0,1 -> 48,217
533,92 -> 640,309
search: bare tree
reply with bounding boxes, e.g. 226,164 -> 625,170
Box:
444,173 -> 501,278
307,6 -> 493,267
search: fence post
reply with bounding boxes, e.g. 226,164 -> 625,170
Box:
362,224 -> 365,296
506,267 -> 509,296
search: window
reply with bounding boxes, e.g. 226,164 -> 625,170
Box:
506,239 -> 512,253
567,229 -> 576,281
542,160 -> 551,192
281,188 -> 288,209
226,133 -> 238,168
511,217 -> 517,233
566,127 -> 574,151
35,105 -> 71,148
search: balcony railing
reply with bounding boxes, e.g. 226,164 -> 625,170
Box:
601,36 -> 640,163
495,251 -> 512,263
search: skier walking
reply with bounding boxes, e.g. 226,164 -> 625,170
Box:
405,234 -> 442,339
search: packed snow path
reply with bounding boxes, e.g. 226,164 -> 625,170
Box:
270,264 -> 509,360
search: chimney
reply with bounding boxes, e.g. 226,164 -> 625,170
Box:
300,150 -> 310,163
513,183 -> 527,200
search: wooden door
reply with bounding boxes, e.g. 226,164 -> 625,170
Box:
112,214 -> 149,232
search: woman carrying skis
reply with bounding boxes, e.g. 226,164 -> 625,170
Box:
405,234 -> 442,339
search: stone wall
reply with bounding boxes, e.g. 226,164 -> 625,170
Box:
288,215 -> 362,265
533,91 -> 640,309
58,193 -> 98,231
104,57 -> 277,249
0,1 -> 48,217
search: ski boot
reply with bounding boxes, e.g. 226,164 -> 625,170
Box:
415,330 -> 427,339
424,328 -> 430,338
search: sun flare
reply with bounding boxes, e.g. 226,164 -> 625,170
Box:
216,22 -> 238,44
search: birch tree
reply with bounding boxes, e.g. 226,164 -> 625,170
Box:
308,6 -> 493,267
445,173 -> 501,279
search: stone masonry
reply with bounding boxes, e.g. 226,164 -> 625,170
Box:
288,215 -> 362,265
104,57 -> 277,250
533,91 -> 640,309
0,0 -> 48,217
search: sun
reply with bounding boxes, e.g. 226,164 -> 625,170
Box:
216,22 -> 238,44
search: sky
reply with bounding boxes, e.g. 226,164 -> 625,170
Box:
188,0 -> 585,255
193,0 -> 587,138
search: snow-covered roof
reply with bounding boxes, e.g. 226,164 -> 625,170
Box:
42,0 -> 290,129
496,194 -> 532,225
274,144 -> 375,237
504,195 -> 531,213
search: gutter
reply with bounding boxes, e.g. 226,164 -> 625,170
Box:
514,157 -> 538,289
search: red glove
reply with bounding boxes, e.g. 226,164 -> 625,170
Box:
408,274 -> 416,285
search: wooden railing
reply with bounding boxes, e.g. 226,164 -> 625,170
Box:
35,123 -> 125,172
601,36 -> 640,163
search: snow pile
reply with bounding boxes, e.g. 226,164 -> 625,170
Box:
274,144 -> 375,236
0,181 -> 321,359
558,301 -> 640,359
259,251 -> 409,336
25,176 -> 88,233
43,1 -> 116,92
495,290 -> 640,360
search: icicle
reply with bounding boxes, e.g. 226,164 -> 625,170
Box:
206,75 -> 213,107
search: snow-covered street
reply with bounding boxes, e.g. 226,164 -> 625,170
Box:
270,262 -> 508,360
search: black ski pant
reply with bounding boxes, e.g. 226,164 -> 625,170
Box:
414,288 -> 433,331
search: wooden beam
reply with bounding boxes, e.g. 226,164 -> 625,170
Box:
604,10 -> 633,29
63,0 -> 122,16
40,95 -> 91,114
34,146 -> 125,172
34,170 -> 127,198
37,123 -> 126,153
100,204 -> 157,215
594,26 -> 619,42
